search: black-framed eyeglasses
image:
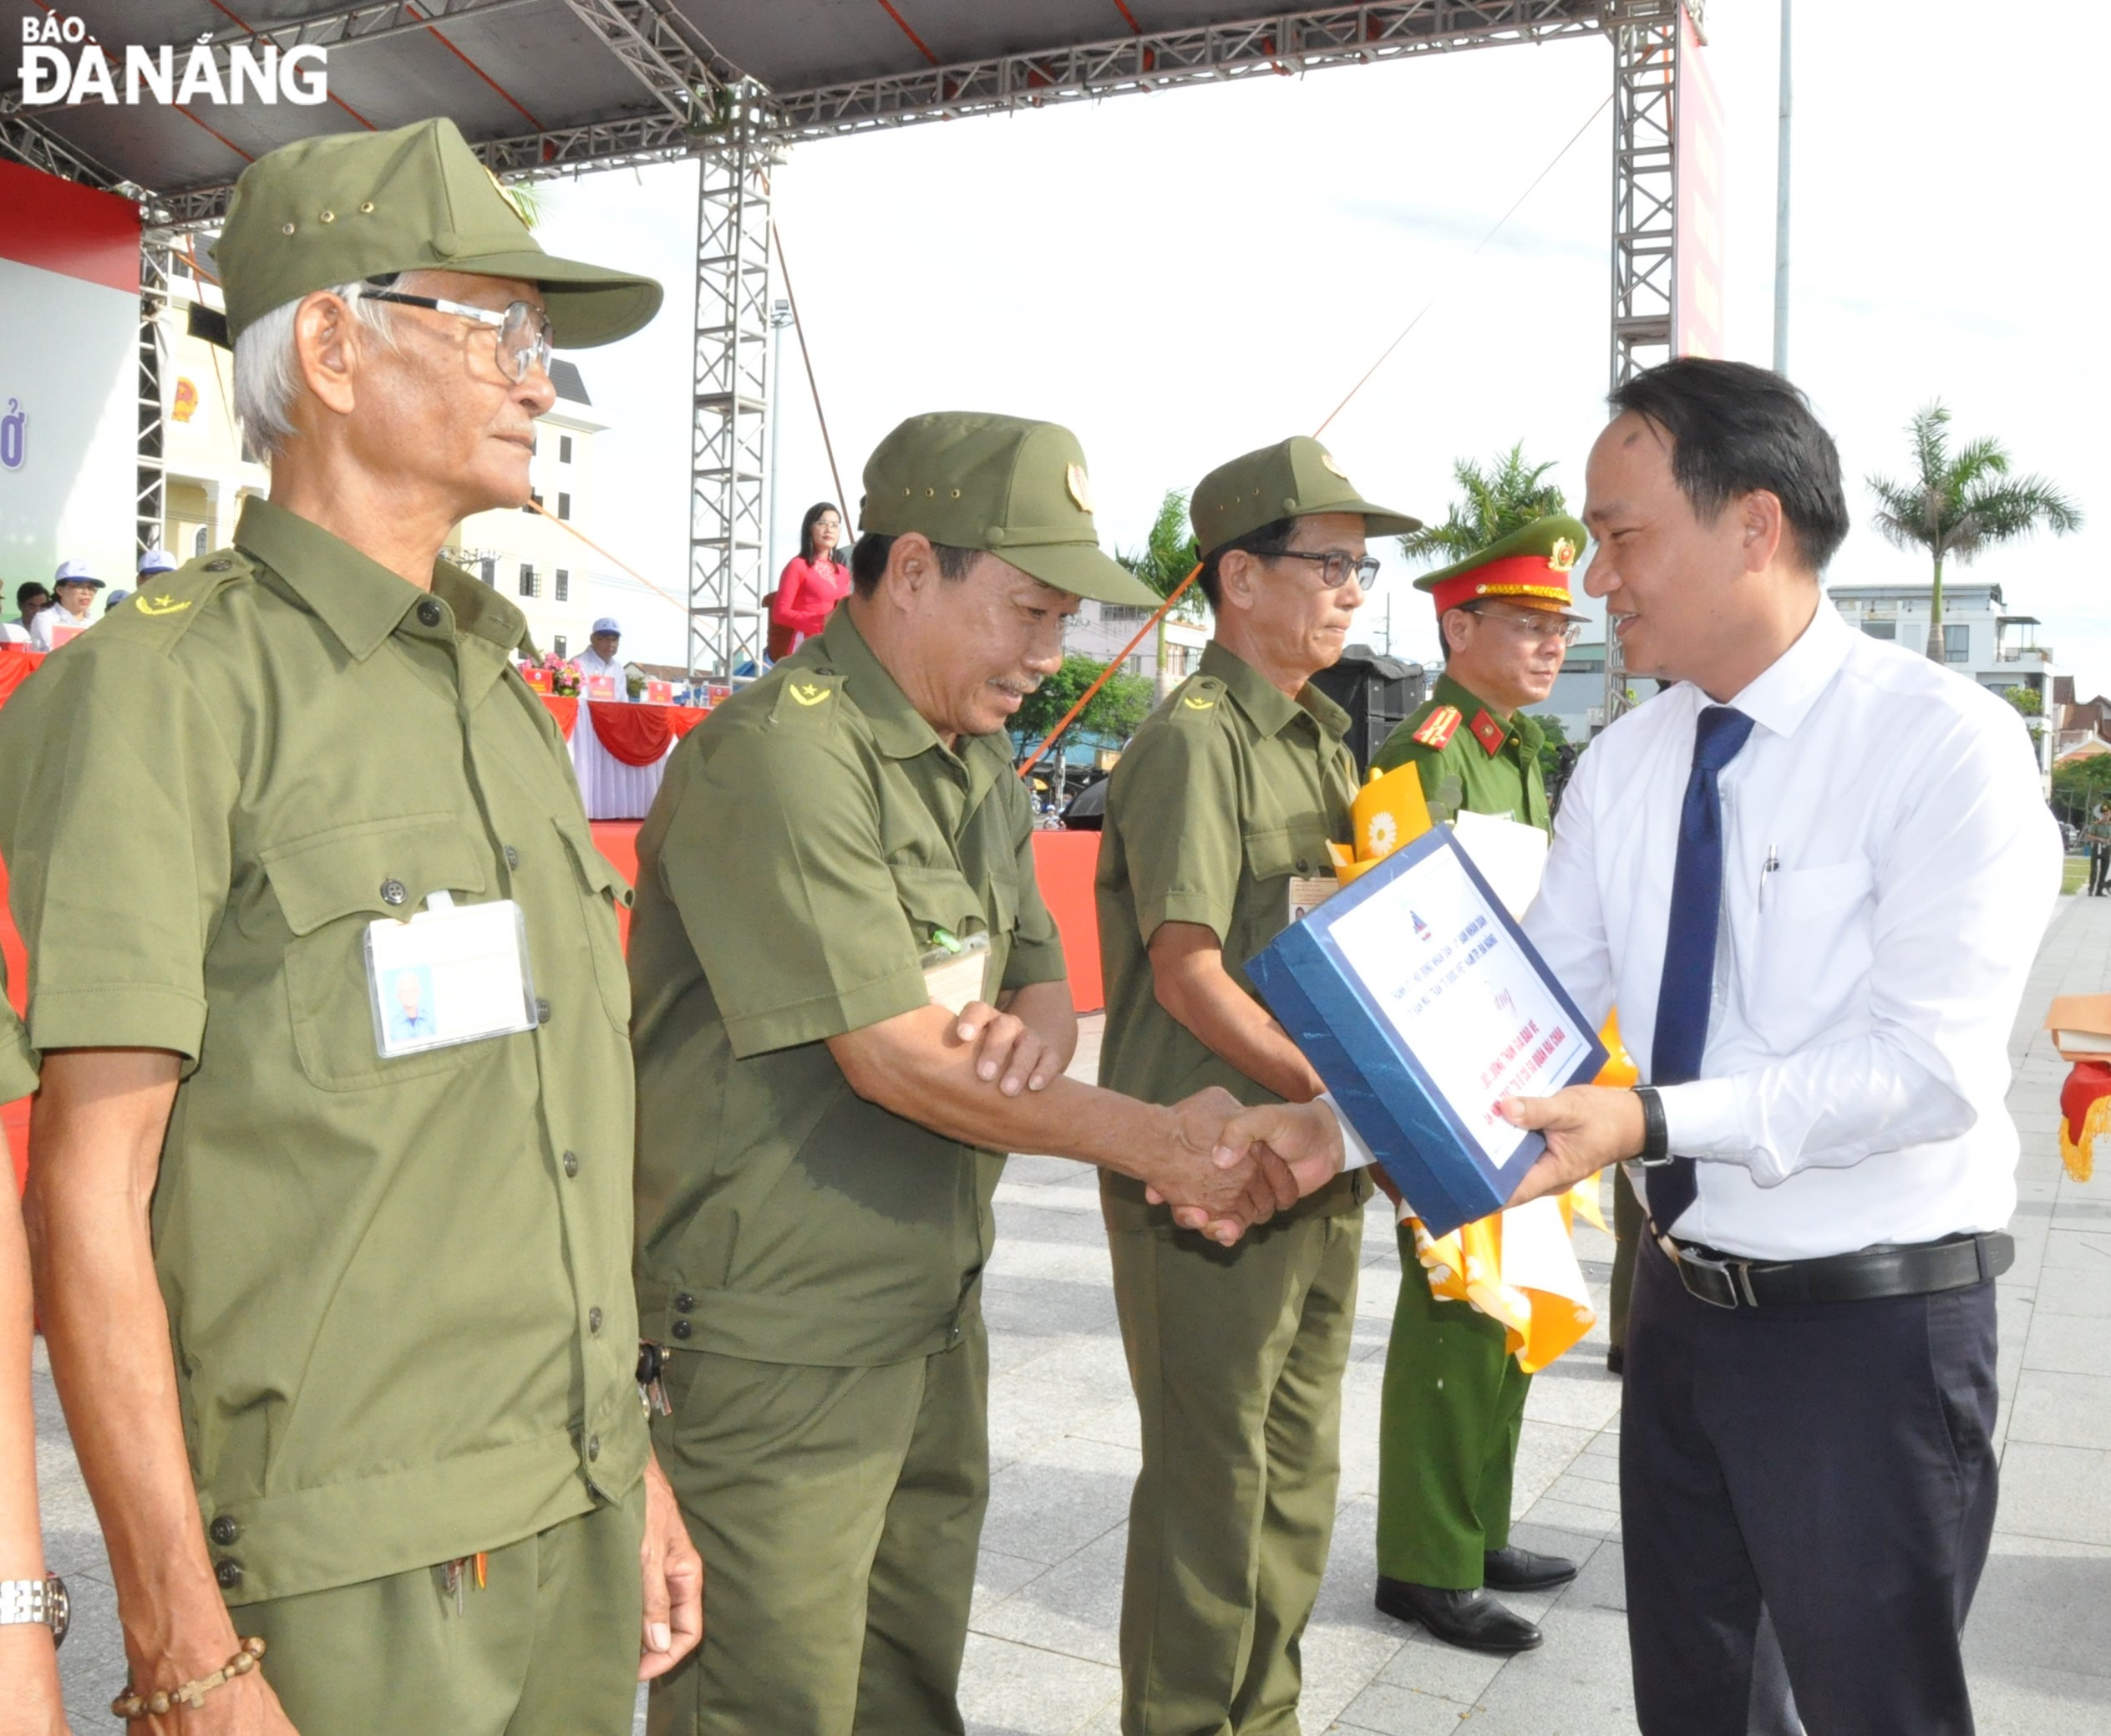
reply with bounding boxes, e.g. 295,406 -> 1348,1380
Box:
1463,603 -> 1587,647
362,290 -> 554,383
1266,550 -> 1381,590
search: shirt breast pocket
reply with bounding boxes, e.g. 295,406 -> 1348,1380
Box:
889,860 -> 999,1003
1748,860 -> 1875,1053
263,815 -> 491,1091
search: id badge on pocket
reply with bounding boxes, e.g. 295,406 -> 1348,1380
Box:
921,930 -> 992,1018
365,892 -> 538,1059
1286,875 -> 1341,924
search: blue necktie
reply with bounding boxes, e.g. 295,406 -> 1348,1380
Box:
1647,704 -> 1756,1231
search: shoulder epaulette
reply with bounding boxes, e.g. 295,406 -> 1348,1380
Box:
1411,703 -> 1461,749
1169,673 -> 1227,724
107,550 -> 255,647
769,667 -> 845,727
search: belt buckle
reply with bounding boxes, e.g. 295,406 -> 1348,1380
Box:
1675,1246 -> 1757,1309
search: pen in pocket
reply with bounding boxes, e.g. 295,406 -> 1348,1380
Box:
1759,845 -> 1780,913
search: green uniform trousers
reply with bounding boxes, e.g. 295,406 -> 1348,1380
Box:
1103,1195 -> 1362,1736
1376,1224 -> 1530,1589
243,1483 -> 645,1736
646,1322 -> 990,1736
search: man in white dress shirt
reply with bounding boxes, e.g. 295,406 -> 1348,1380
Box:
1221,358 -> 2061,1734
576,614 -> 631,699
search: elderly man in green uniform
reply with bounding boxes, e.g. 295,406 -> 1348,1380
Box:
631,411 -> 1297,1736
1363,515 -> 1591,1652
1095,436 -> 1418,1733
0,119 -> 700,1733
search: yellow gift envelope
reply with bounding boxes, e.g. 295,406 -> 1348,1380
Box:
1330,761 -> 1434,886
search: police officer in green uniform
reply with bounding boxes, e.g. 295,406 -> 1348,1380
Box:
1096,437 -> 1419,1732
630,412 -> 1298,1736
1365,515 -> 1591,1652
0,119 -> 701,1733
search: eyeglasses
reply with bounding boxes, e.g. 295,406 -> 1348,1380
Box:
1463,605 -> 1586,648
361,291 -> 554,383
1267,550 -> 1382,590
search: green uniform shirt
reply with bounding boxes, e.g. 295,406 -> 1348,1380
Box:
628,607 -> 1067,1368
1096,640 -> 1370,1220
1373,672 -> 1551,836
0,499 -> 646,1606
0,970 -> 35,1105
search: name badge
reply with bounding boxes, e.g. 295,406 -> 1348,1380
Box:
921,930 -> 992,1018
1286,874 -> 1341,924
365,892 -> 538,1059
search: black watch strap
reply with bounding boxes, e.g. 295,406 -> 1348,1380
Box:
1632,1084 -> 1671,1165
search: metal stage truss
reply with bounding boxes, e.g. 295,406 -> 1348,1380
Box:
5,1 -> 1709,682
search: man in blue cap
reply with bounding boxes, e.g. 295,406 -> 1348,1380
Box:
29,561 -> 101,651
577,615 -> 628,698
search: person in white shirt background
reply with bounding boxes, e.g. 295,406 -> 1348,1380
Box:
28,563 -> 102,652
1222,357 -> 2061,1736
576,613 -> 632,699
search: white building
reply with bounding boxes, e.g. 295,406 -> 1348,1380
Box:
1828,580 -> 2058,703
1064,597 -> 1210,699
158,261 -> 269,566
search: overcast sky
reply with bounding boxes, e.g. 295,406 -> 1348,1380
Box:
538,0 -> 2105,692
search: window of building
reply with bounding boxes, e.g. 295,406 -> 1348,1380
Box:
1126,656 -> 1144,675
1861,621 -> 1896,641
1945,623 -> 1970,663
480,558 -> 496,586
1101,605 -> 1150,623
523,490 -> 542,515
552,635 -> 567,659
554,569 -> 570,602
192,526 -> 208,558
557,493 -> 571,521
518,564 -> 537,599
559,435 -> 573,464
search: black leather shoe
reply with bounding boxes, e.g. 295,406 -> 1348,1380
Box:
1483,1546 -> 1578,1592
1606,1345 -> 1626,1376
1374,1577 -> 1543,1653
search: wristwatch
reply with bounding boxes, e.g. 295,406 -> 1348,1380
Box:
1631,1085 -> 1671,1166
0,1574 -> 69,1647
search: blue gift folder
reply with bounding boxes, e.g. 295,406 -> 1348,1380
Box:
1244,826 -> 1606,1237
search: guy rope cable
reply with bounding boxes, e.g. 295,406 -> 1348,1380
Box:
1017,91 -> 1611,781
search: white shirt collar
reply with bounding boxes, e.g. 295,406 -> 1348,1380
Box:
1712,592 -> 1852,742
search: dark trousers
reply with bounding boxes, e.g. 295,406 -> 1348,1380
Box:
1621,1236 -> 1999,1736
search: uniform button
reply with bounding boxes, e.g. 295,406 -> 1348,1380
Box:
672,1292 -> 695,1312
416,600 -> 443,627
209,1515 -> 239,1546
588,1306 -> 603,1333
504,845 -> 520,868
379,878 -> 407,906
215,1559 -> 243,1590
203,557 -> 231,572
535,997 -> 551,1024
561,1150 -> 579,1178
671,1318 -> 692,1340
586,1434 -> 601,1462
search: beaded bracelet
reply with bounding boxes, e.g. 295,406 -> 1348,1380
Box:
112,1636 -> 267,1722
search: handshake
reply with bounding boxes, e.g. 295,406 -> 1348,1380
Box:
1137,1089 -> 1349,1246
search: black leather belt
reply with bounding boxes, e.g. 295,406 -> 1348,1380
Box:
1654,1229 -> 2014,1310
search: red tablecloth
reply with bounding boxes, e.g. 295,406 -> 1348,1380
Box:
535,695 -> 710,763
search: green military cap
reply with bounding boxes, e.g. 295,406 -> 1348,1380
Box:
860,412 -> 1156,607
1191,435 -> 1421,556
1413,514 -> 1590,620
216,117 -> 662,348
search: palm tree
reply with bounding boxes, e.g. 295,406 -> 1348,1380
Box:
1399,443 -> 1567,566
1866,403 -> 2083,662
1115,488 -> 1205,693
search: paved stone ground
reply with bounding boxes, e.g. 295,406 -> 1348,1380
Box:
34,889 -> 2111,1733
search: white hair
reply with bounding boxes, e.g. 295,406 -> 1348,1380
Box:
231,275 -> 414,461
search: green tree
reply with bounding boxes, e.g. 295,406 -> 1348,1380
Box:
2052,751 -> 2111,828
1525,708 -> 1570,780
2002,685 -> 2044,717
1012,653 -> 1154,751
1399,443 -> 1567,567
1866,402 -> 2083,662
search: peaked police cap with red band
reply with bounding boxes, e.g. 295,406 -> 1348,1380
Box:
1413,514 -> 1589,619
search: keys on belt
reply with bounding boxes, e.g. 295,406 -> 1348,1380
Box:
1654,1229 -> 2015,1310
